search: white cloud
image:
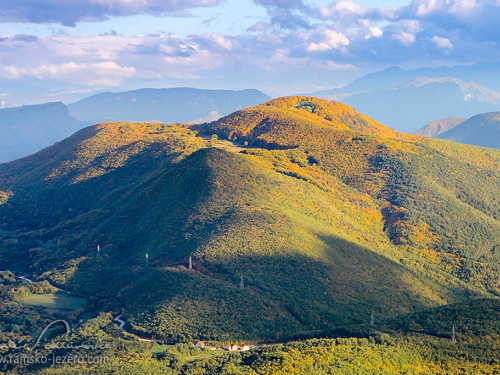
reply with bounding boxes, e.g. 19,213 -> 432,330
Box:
413,0 -> 443,16
392,32 -> 416,45
449,0 -> 479,17
431,36 -> 454,50
2,61 -> 137,86
366,26 -> 383,39
2,0 -> 500,93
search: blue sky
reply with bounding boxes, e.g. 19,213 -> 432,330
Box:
1,0 -> 499,104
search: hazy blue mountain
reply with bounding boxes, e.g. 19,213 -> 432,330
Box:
438,112 -> 500,149
0,102 -> 88,163
313,61 -> 500,99
340,78 -> 500,133
414,117 -> 467,137
67,87 -> 272,124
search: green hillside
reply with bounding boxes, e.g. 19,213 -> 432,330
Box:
1,96 -> 500,347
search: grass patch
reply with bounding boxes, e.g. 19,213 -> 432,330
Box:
23,292 -> 87,310
185,352 -> 218,362
150,345 -> 174,354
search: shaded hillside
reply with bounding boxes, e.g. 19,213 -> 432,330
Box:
341,78 -> 500,133
438,112 -> 500,149
67,88 -> 272,125
414,117 -> 466,137
2,97 -> 500,343
0,102 -> 88,163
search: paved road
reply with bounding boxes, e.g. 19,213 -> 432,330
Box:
114,307 -> 126,329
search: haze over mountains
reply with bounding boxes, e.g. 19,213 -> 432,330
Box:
314,62 -> 500,98
414,117 -> 466,137
2,62 -> 500,166
0,88 -> 272,164
312,62 -> 500,133
67,88 -> 272,125
414,112 -> 500,150
0,102 -> 88,163
437,112 -> 500,149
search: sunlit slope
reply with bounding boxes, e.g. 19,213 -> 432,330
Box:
205,96 -> 500,293
198,96 -> 406,143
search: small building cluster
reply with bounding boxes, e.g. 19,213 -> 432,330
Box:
223,344 -> 250,352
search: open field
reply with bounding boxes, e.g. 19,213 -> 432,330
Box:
150,345 -> 174,354
23,292 -> 87,310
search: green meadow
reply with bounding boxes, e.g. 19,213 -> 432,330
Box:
23,292 -> 87,310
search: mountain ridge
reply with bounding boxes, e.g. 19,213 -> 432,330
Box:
438,111 -> 500,149
67,87 -> 272,125
414,117 -> 467,137
340,78 -> 500,132
0,101 -> 88,164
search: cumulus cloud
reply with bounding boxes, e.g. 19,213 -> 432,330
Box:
305,30 -> 350,52
431,36 -> 454,50
317,0 -> 400,21
0,0 -> 219,26
252,0 -> 312,30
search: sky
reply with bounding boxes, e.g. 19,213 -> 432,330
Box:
1,0 -> 500,104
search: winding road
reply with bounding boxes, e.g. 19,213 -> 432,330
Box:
2,270 -> 154,342
114,307 -> 126,329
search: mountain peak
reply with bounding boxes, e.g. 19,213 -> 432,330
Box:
438,111 -> 500,148
206,96 -> 406,143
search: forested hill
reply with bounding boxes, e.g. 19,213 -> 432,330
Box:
1,96 -> 500,345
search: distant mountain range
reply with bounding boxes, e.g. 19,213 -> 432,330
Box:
314,62 -> 500,98
413,112 -> 500,150
436,112 -> 500,149
339,78 -> 500,133
312,62 -> 500,133
0,88 -> 271,164
0,102 -> 88,163
67,88 -> 272,125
